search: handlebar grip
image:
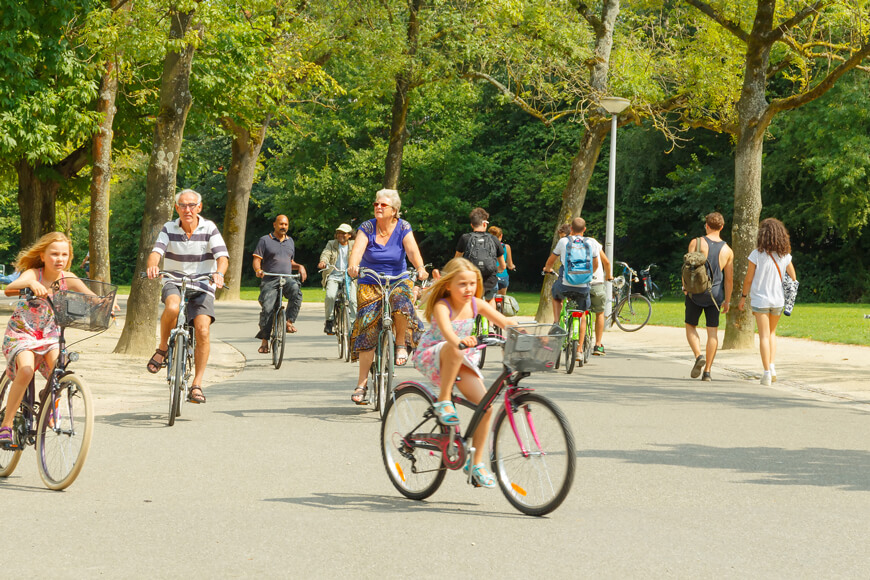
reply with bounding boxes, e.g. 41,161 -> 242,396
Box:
458,336 -> 482,350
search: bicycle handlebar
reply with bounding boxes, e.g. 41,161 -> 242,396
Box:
141,271 -> 215,282
359,267 -> 410,284
261,271 -> 301,279
459,335 -> 505,350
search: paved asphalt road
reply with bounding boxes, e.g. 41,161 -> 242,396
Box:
4,301 -> 870,578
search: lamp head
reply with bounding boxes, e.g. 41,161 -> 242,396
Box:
600,97 -> 631,114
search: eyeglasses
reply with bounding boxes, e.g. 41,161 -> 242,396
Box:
177,203 -> 199,210
373,202 -> 391,209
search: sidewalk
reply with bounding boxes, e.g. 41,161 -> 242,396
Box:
600,323 -> 870,411
3,296 -> 869,412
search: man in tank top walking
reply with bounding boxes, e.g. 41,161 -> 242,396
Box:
684,212 -> 733,381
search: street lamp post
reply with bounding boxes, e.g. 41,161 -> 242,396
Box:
600,96 -> 631,322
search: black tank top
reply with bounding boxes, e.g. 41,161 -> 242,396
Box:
691,236 -> 725,307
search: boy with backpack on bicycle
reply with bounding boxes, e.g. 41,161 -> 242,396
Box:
543,217 -> 600,353
455,208 -> 505,305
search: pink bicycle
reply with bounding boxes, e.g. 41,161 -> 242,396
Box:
380,324 -> 576,516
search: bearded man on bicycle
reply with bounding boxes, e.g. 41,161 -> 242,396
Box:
253,215 -> 307,353
146,189 -> 229,404
317,223 -> 357,335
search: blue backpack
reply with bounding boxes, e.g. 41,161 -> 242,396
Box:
563,236 -> 593,287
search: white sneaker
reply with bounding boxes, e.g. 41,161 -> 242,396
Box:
760,373 -> 772,386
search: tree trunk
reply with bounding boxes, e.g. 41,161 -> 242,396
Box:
218,116 -> 269,301
114,7 -> 197,355
88,61 -> 119,283
382,0 -> 423,189
15,161 -> 58,247
534,123 -> 609,322
534,0 -> 619,322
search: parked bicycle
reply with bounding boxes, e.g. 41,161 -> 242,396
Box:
610,262 -> 652,332
638,263 -> 661,302
0,278 -> 115,489
358,267 -> 416,419
261,271 -> 301,369
381,324 -> 575,516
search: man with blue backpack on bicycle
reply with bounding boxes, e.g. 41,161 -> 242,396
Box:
543,217 -> 600,353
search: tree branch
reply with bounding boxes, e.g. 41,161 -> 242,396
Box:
576,2 -> 604,36
463,71 -> 552,126
56,146 -> 90,179
768,43 -> 870,116
768,0 -> 828,42
685,0 -> 749,43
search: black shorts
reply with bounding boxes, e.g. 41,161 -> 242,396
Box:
684,295 -> 720,328
162,283 -> 215,324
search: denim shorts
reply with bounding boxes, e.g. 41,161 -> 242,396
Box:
751,305 -> 783,316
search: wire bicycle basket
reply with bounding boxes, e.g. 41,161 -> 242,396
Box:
51,278 -> 117,331
503,324 -> 566,372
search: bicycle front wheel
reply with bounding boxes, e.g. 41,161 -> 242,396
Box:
341,306 -> 351,363
614,293 -> 652,332
272,307 -> 287,369
475,315 -> 487,369
492,393 -> 575,516
0,374 -> 24,477
168,337 -> 185,426
381,385 -> 446,500
36,375 -> 94,490
334,302 -> 345,359
377,331 -> 395,420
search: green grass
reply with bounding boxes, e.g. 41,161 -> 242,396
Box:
648,296 -> 870,346
117,285 -> 870,346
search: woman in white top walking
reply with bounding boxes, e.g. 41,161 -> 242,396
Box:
737,218 -> 798,386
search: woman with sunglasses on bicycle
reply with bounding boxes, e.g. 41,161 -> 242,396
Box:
1,232 -> 92,448
347,188 -> 428,404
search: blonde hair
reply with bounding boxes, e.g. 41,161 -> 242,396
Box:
14,232 -> 74,272
423,257 -> 483,322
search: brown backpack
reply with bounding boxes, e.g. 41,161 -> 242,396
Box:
682,237 -> 719,309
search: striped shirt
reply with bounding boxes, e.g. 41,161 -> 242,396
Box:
152,216 -> 229,296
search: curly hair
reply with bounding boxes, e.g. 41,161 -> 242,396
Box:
422,257 -> 483,322
14,231 -> 74,272
756,218 -> 791,255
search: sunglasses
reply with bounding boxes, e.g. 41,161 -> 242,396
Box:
177,203 -> 199,210
373,202 -> 392,209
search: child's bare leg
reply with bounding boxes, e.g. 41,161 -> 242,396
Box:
438,343 -> 465,402
1,351 -> 36,429
454,365 -> 491,464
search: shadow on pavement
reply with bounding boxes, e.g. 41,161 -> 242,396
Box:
264,492 -> 527,518
97,411 -> 182,429
217,405 -> 373,423
582,443 -> 870,491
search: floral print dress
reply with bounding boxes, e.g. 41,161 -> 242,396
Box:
412,298 -> 484,389
2,269 -> 64,380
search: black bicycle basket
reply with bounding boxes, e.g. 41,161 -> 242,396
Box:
51,278 -> 117,331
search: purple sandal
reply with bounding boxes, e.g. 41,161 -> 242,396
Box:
0,426 -> 16,449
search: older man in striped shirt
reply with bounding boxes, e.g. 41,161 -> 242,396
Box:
145,189 -> 229,404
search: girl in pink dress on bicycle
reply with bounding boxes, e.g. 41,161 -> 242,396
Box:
1,233 -> 82,448
412,257 -> 515,488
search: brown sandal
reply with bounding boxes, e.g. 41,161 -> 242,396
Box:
188,385 -> 206,404
147,348 -> 168,374
351,386 -> 367,405
258,344 -> 270,354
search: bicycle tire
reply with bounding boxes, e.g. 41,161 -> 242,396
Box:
36,375 -> 94,490
272,307 -> 286,369
583,313 -> 594,364
377,331 -> 395,420
475,315 -> 487,369
565,338 -> 577,374
0,374 -> 23,477
614,293 -> 652,332
334,301 -> 345,359
492,392 -> 575,516
168,336 -> 185,426
341,305 -> 351,363
381,384 -> 447,500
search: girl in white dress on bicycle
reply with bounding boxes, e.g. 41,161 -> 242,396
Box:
411,257 -> 515,488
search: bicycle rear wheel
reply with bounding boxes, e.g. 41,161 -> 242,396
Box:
565,338 -> 577,374
0,374 -> 24,477
492,393 -> 575,516
582,313 -> 594,364
36,375 -> 94,490
615,293 -> 652,332
168,337 -> 185,426
377,331 -> 395,420
272,307 -> 287,369
381,384 -> 446,500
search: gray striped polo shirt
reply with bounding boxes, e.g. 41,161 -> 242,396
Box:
152,216 -> 229,296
